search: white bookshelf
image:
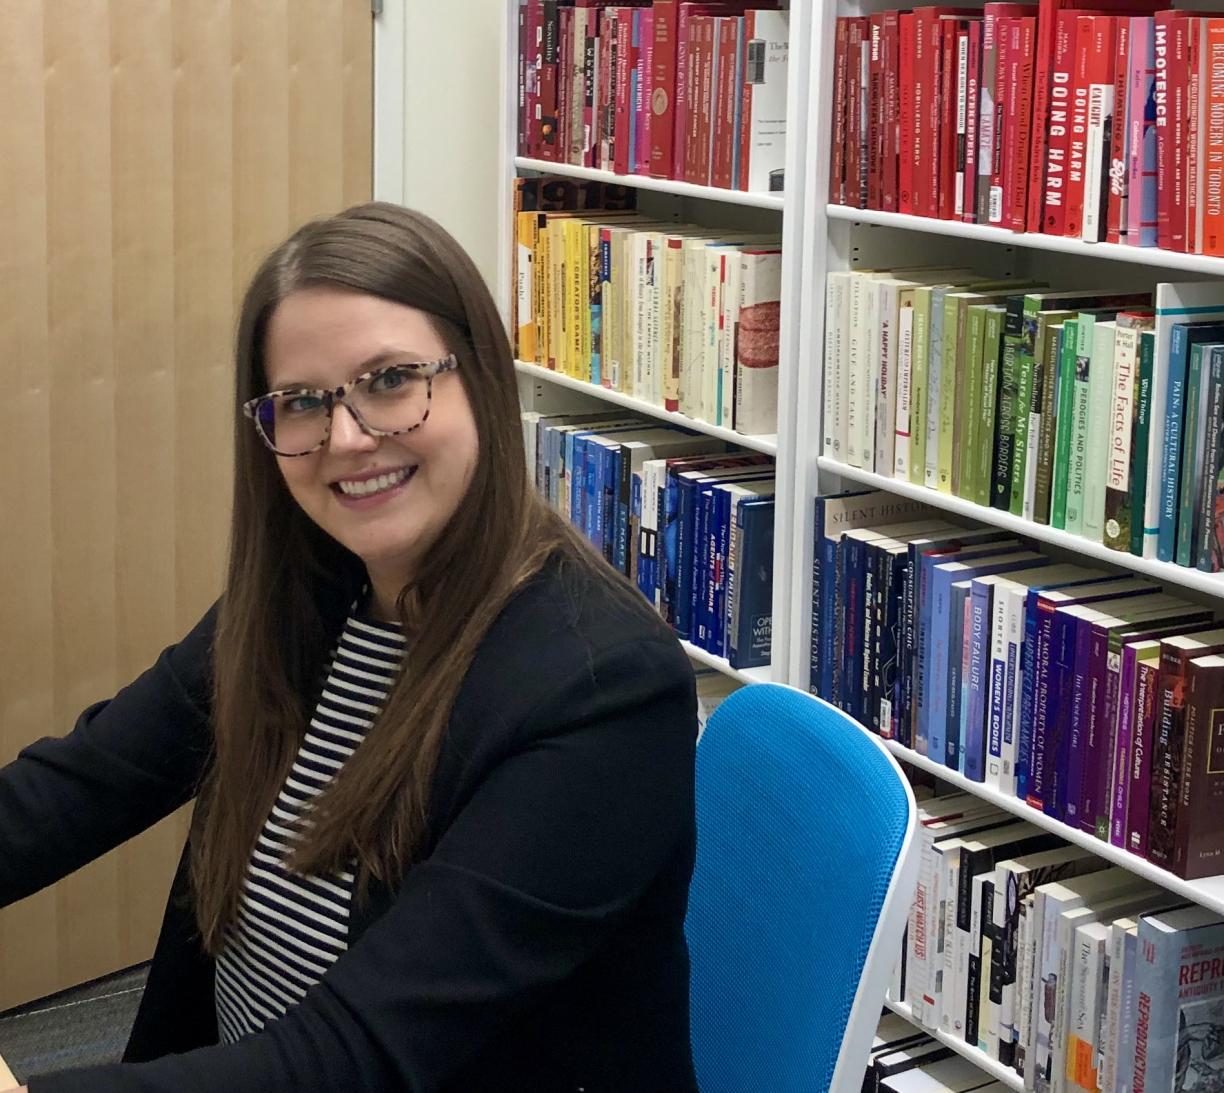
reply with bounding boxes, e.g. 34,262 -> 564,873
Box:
499,0 -> 808,689
800,0 -> 1224,1088
883,1000 -> 1025,1092
516,156 -> 786,210
515,360 -> 779,455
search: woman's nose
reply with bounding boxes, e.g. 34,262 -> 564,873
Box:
326,401 -> 379,452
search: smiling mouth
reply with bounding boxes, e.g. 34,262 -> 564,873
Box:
333,466 -> 417,498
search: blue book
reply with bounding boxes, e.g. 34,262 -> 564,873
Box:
728,498 -> 775,670
925,550 -> 1045,769
1159,322 -> 1224,561
809,491 -> 936,699
964,579 -> 998,782
695,474 -> 770,651
946,581 -> 973,772
711,480 -> 774,656
913,537 -> 1022,757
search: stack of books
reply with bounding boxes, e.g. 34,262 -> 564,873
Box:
823,273 -> 1224,571
809,490 -> 1224,881
829,3 -> 1224,257
514,177 -> 782,435
523,410 -> 775,667
891,791 -> 1224,1091
517,0 -> 789,193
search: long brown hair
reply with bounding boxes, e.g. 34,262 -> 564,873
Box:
191,203 -> 601,953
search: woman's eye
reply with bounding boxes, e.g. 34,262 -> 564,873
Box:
283,393 -> 324,415
369,367 -> 414,394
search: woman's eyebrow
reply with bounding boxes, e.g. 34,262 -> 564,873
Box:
268,349 -> 436,390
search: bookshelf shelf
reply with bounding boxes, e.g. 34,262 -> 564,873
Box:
680,640 -> 771,686
883,1000 -> 1025,1091
826,204 -> 1224,278
516,157 -> 787,211
816,457 -> 1224,601
515,360 -> 780,455
877,735 -> 1224,918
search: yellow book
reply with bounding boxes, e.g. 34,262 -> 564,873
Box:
515,211 -> 539,363
565,218 -> 586,381
548,219 -> 566,374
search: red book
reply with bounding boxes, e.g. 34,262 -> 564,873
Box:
962,19 -> 983,221
830,18 -> 851,204
1007,16 -> 1039,230
558,8 -> 574,164
1203,19 -> 1224,256
1157,11 -> 1191,251
539,1 -> 564,161
994,16 -> 1019,224
518,1 -> 529,155
848,17 -> 869,208
649,1 -> 679,178
1024,0 -> 1164,233
711,16 -> 740,189
1186,17 -> 1203,252
1105,17 -> 1132,243
938,20 -> 959,219
636,8 -> 655,173
868,13 -> 887,209
882,12 -> 902,211
599,9 -> 617,169
1041,10 -> 1078,234
693,16 -> 717,184
1063,15 -> 1095,238
899,13 -> 917,213
614,8 -> 635,175
524,1 -> 543,158
682,15 -> 706,183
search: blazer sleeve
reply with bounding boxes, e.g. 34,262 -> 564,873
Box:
26,634 -> 697,1093
0,605 -> 216,908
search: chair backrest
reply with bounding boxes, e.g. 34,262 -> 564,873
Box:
686,684 -> 918,1093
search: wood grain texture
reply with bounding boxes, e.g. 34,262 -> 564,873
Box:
0,0 -> 372,1010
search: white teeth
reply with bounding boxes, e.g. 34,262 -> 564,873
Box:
337,467 -> 412,497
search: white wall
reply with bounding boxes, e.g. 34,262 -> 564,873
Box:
375,0 -> 505,291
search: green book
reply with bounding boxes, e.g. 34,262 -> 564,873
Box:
1050,317 -> 1080,529
1104,319 -> 1155,552
961,304 -> 990,501
1031,314 -> 1075,524
993,301 -> 1026,510
1009,338 -> 1038,516
1177,341 -> 1224,566
1130,330 -> 1155,556
975,305 -> 1009,507
1064,314 -> 1098,537
1083,321 -> 1119,542
909,286 -> 936,486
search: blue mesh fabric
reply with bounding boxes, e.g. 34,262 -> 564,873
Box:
685,684 -> 910,1093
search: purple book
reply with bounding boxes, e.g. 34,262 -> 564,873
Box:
1123,644 -> 1162,855
1108,640 -> 1153,847
1062,608 -> 1105,827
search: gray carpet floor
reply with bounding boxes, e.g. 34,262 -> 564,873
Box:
0,965 -> 148,1084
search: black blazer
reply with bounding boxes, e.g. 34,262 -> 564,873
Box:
0,555 -> 700,1093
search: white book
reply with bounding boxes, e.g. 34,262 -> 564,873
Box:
824,271 -> 852,458
1146,283 -> 1224,557
1080,73 -> 1115,242
1103,325 -> 1141,544
713,244 -> 743,427
860,273 -> 883,471
895,303 -> 916,479
734,248 -> 783,436
1063,918 -> 1110,1093
846,271 -> 875,467
1018,892 -> 1038,1083
1098,917 -> 1135,1093
739,9 -> 789,192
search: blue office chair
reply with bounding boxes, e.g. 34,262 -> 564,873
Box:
686,684 -> 918,1093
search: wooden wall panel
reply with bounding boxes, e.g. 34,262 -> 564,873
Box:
0,0 -> 372,1010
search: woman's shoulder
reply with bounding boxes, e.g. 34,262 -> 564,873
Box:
464,551 -> 692,708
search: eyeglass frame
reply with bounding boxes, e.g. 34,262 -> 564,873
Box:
242,353 -> 460,457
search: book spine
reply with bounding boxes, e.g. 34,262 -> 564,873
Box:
847,20 -> 866,207
939,21 -> 962,221
962,21 -> 982,221
868,14 -> 885,210
1129,330 -> 1155,556
900,14 -> 917,214
1171,656 -> 1224,878
1178,343 -> 1206,566
1125,653 -> 1161,856
1042,11 -> 1077,236
883,13 -> 901,212
1108,642 -> 1141,845
1106,18 -> 1132,244
1205,20 -> 1224,256
965,583 -> 992,781
830,18 -> 850,204
913,12 -> 934,217
710,16 -> 738,189
1062,16 -> 1092,239
1104,326 -> 1141,550
1050,320 -> 1079,529
1157,326 -> 1189,562
992,323 -> 1022,508
976,308 -> 1005,507
1195,347 -> 1224,571
539,1 -> 562,161
1008,18 -> 1038,232
1168,16 -> 1192,252
991,18 -> 1015,226
895,303 -> 915,479
1031,322 -> 1062,525
1081,17 -> 1117,242
1155,12 -> 1176,250
978,9 -> 1002,225
1129,18 -> 1158,247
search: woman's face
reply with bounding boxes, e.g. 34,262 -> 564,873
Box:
262,286 -> 479,600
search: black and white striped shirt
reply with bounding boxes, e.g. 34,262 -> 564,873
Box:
215,612 -> 406,1043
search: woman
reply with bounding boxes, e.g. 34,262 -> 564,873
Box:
0,204 -> 699,1092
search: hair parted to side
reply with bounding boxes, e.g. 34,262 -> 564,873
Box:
191,202 -> 615,954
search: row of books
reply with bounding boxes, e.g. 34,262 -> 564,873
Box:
829,3 -> 1224,257
513,179 -> 783,435
824,272 -> 1224,571
891,791 -> 1224,1092
864,1010 -> 1008,1091
516,0 -> 789,192
809,490 -> 1224,882
521,409 -> 775,666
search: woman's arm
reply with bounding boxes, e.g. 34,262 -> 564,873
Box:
0,605 -> 216,907
26,635 -> 696,1093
